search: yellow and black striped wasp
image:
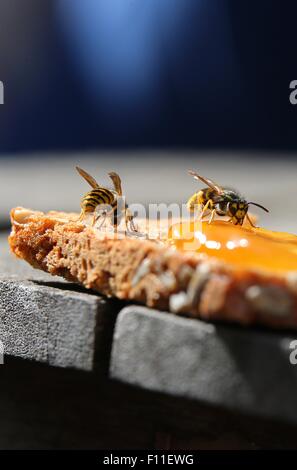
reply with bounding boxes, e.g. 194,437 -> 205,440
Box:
187,170 -> 269,226
76,166 -> 137,231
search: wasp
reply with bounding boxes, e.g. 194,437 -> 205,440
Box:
76,166 -> 137,231
187,170 -> 269,226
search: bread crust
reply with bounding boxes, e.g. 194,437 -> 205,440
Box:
9,207 -> 297,330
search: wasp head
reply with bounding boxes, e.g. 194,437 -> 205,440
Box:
226,197 -> 269,226
227,199 -> 249,225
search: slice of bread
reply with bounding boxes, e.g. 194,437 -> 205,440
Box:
9,207 -> 297,330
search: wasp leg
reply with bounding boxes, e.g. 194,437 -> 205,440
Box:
128,217 -> 138,232
246,213 -> 256,228
125,208 -> 138,232
199,200 -> 211,220
208,209 -> 216,224
96,211 -> 108,230
91,212 -> 98,227
77,210 -> 85,222
109,207 -> 119,232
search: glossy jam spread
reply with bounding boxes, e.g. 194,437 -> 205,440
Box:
168,220 -> 297,273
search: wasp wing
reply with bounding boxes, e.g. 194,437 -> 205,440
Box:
108,171 -> 123,196
76,166 -> 100,189
188,169 -> 223,195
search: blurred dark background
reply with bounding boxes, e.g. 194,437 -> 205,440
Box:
0,0 -> 295,153
0,0 -> 296,233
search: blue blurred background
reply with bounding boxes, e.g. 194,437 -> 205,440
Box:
0,0 -> 294,153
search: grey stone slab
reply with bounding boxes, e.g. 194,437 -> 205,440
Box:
1,358 -> 297,450
0,276 -> 121,371
110,306 -> 297,424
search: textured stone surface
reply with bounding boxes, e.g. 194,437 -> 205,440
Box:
0,276 -> 121,371
111,306 -> 297,424
2,358 -> 297,450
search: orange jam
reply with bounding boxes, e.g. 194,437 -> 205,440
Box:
168,221 -> 297,274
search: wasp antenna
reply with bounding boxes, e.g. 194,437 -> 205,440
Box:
248,202 -> 269,213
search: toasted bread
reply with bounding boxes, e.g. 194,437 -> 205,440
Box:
9,207 -> 297,330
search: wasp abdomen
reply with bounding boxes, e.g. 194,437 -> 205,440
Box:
81,189 -> 116,213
